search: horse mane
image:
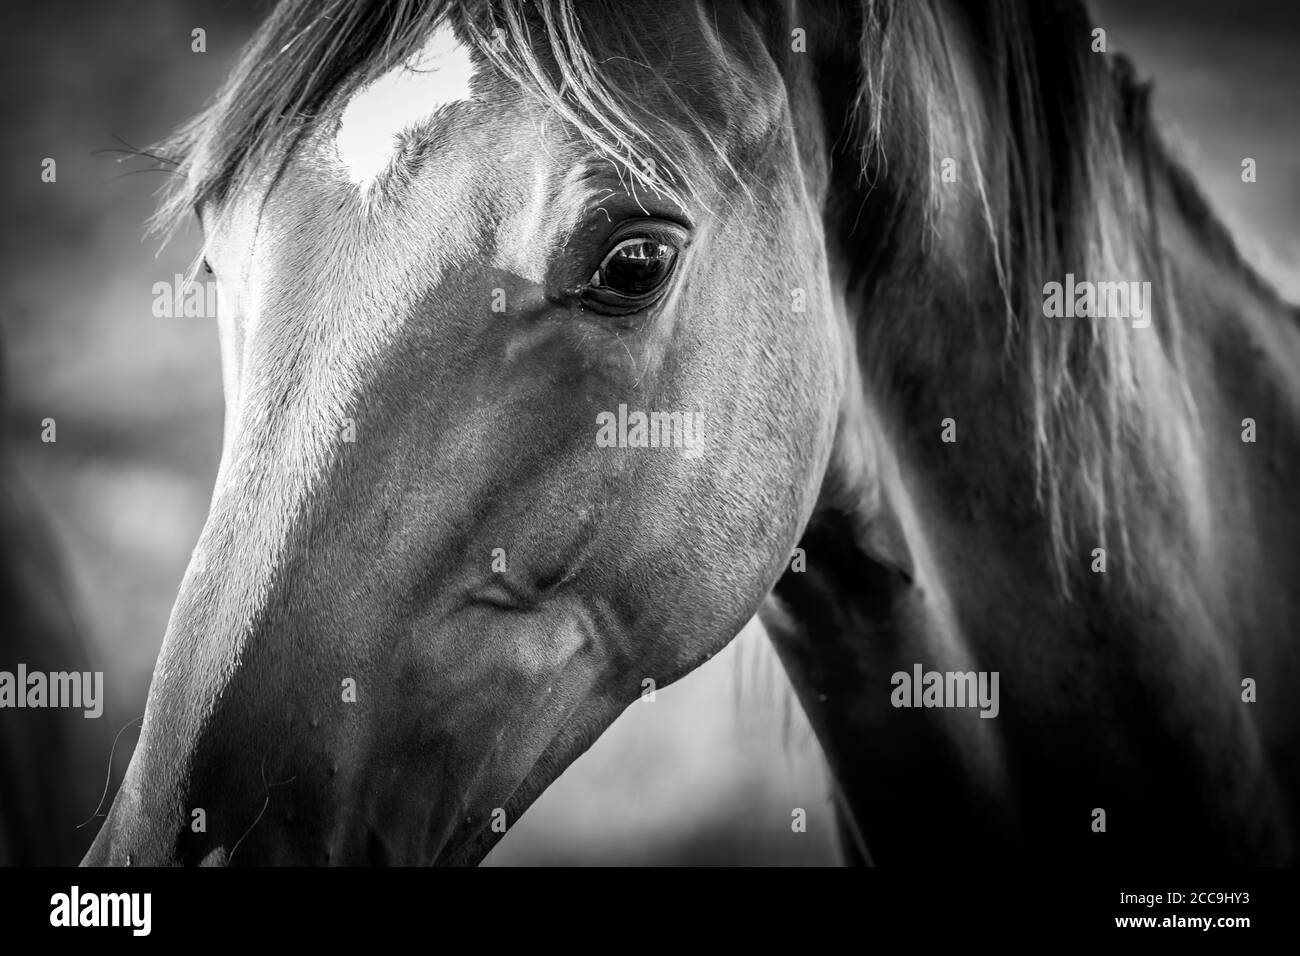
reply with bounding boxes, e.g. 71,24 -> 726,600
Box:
844,0 -> 1230,589
150,0 -> 1269,591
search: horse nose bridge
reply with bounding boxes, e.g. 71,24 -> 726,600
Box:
86,407 -> 384,868
80,743 -> 193,866
146,615 -> 380,864
82,699 -> 331,866
81,613 -> 348,867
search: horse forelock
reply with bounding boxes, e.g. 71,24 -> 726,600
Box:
149,0 -> 780,253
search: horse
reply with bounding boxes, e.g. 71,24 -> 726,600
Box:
82,0 -> 1300,866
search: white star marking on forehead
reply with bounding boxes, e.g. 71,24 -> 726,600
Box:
335,22 -> 477,190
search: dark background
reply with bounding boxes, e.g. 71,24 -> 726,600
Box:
0,0 -> 1295,865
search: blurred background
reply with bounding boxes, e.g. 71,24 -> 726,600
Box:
0,0 -> 1296,865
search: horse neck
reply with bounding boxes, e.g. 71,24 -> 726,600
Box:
762,119 -> 1300,862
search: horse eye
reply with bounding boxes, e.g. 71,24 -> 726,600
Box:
588,237 -> 678,301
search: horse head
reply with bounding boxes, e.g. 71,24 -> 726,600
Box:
85,0 -> 853,865
84,0 -> 1300,866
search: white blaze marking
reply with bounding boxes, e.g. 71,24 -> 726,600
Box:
335,22 -> 476,188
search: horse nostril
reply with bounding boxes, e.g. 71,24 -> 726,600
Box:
198,847 -> 229,867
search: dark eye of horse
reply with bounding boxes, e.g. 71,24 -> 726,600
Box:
587,237 -> 678,305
